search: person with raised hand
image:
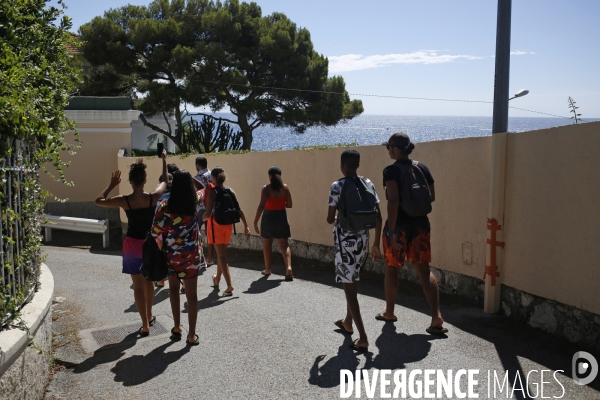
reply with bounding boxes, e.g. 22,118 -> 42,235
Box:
151,170 -> 207,346
253,166 -> 294,280
95,151 -> 168,337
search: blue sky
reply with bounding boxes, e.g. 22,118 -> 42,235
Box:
54,0 -> 600,118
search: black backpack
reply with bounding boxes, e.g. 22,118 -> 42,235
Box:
212,186 -> 241,225
394,160 -> 432,217
141,232 -> 169,281
337,176 -> 378,232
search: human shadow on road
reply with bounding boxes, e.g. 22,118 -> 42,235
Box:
308,334 -> 374,389
111,341 -> 191,386
73,334 -> 139,374
181,287 -> 237,314
372,322 -> 444,370
243,274 -> 284,294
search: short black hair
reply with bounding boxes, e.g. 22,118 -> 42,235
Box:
195,156 -> 207,169
341,149 -> 360,170
167,163 -> 180,174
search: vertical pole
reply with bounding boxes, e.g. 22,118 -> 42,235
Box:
485,0 -> 512,313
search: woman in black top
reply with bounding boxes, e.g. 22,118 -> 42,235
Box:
95,152 -> 168,336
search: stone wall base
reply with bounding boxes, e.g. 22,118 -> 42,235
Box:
229,234 -> 600,352
0,264 -> 54,399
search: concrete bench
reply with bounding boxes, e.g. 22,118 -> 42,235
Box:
42,214 -> 110,248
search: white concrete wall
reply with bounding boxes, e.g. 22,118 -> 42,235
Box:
131,115 -> 176,153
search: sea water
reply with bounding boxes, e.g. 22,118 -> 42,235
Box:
242,115 -> 596,151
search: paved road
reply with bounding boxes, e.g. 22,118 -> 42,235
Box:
44,234 -> 600,399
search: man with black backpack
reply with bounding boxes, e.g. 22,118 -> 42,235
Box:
378,132 -> 447,335
327,150 -> 382,352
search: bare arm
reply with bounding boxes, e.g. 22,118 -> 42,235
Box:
371,203 -> 383,260
150,150 -> 168,205
284,184 -> 293,208
231,188 -> 251,237
95,171 -> 127,208
253,186 -> 267,234
327,205 -> 337,225
192,177 -> 204,190
385,180 -> 402,251
202,190 -> 215,222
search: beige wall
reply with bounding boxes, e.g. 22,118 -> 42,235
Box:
101,121 -> 600,315
503,122 -> 600,314
117,137 -> 491,281
41,128 -> 131,202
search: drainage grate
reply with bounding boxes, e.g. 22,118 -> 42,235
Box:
90,321 -> 169,346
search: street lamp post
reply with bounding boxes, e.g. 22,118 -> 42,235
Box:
485,0 -> 512,314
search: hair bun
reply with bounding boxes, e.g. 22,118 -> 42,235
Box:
130,158 -> 147,171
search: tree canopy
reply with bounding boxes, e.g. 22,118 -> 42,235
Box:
79,0 -> 363,151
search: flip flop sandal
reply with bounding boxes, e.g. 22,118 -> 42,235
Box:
375,313 -> 398,322
170,328 -> 182,341
149,316 -> 156,326
222,290 -> 233,297
285,275 -> 294,281
261,271 -> 271,276
349,339 -> 368,352
186,334 -> 200,346
426,326 -> 449,335
155,282 -> 165,288
334,320 -> 353,335
139,328 -> 150,338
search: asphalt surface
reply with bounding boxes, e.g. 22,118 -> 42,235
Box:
43,231 -> 600,399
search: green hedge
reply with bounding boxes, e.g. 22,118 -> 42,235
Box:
0,0 -> 79,327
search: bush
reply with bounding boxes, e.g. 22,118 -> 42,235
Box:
0,0 -> 80,327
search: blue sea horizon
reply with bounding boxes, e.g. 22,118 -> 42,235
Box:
189,113 -> 598,152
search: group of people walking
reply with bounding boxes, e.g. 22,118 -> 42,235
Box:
95,132 -> 446,352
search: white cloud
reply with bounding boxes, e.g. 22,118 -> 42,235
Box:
328,51 -> 484,73
510,50 -> 536,55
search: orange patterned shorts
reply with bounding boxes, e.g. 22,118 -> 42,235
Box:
382,220 -> 431,268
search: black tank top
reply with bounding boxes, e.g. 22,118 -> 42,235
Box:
124,194 -> 155,239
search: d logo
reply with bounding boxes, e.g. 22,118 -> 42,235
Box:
572,351 -> 598,386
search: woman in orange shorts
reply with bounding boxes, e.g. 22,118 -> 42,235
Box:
202,167 -> 250,296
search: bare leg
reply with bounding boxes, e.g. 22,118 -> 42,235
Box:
414,263 -> 444,327
341,303 -> 354,333
182,277 -> 198,342
144,278 -> 154,322
131,274 -> 150,333
214,244 -> 233,293
379,265 -> 399,320
343,282 -> 368,347
262,238 -> 273,274
207,244 -> 215,264
168,276 -> 182,333
277,238 -> 293,277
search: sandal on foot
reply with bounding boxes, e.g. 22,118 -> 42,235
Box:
285,275 -> 294,281
334,320 -> 353,335
149,316 -> 156,326
170,328 -> 182,341
186,334 -> 200,346
139,328 -> 150,337
426,326 -> 448,335
222,290 -> 233,297
375,313 -> 397,322
261,271 -> 271,276
349,339 -> 368,352
155,282 -> 165,288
